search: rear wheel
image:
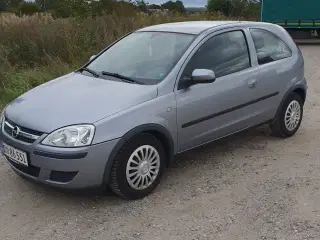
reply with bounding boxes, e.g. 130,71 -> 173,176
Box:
109,133 -> 166,199
270,92 -> 303,138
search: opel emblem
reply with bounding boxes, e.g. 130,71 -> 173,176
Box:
12,126 -> 20,138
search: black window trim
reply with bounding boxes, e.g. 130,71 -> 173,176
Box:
177,29 -> 252,90
249,27 -> 293,65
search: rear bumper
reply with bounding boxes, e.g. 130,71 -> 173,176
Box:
0,129 -> 119,189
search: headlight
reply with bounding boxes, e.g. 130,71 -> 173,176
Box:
41,125 -> 95,147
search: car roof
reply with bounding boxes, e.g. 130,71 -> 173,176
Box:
136,21 -> 252,35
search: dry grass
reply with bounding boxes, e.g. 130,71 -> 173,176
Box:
0,12 -> 54,26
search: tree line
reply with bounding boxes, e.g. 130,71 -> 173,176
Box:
0,0 -> 188,17
207,0 -> 260,18
0,0 -> 259,18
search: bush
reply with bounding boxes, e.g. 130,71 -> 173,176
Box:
19,2 -> 41,16
6,7 -> 19,15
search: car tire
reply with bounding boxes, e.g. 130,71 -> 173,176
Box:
270,92 -> 303,138
109,133 -> 166,200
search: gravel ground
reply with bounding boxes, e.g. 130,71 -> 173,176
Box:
1,45 -> 320,240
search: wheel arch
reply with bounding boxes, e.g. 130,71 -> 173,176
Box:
292,87 -> 306,104
102,124 -> 175,184
274,83 -> 307,121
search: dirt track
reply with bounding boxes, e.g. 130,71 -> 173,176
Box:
1,45 -> 320,240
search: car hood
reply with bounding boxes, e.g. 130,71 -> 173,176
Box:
5,72 -> 158,133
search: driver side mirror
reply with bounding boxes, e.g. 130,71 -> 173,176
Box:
192,69 -> 216,84
89,55 -> 96,61
180,69 -> 216,89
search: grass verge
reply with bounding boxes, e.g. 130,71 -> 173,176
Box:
0,61 -> 75,110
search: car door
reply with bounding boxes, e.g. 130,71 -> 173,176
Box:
249,28 -> 295,120
175,29 -> 262,152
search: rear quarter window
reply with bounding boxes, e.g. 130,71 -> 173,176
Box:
250,28 -> 292,65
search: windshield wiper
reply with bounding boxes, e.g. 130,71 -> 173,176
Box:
101,71 -> 144,85
79,67 -> 100,78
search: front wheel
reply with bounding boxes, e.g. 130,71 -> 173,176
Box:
109,133 -> 166,199
270,92 -> 303,138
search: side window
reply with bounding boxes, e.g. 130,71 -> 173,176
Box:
250,29 -> 292,65
181,30 -> 251,79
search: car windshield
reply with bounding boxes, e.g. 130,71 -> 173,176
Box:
86,31 -> 195,84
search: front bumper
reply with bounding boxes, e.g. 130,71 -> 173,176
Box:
0,129 -> 119,189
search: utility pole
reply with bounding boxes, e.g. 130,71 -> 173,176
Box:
43,0 -> 46,12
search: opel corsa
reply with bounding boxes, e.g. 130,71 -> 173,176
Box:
0,21 -> 307,199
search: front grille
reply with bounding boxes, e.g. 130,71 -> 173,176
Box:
4,123 -> 34,143
6,157 -> 40,177
3,117 -> 43,143
50,170 -> 78,183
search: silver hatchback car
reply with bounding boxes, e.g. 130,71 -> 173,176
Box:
0,21 -> 307,199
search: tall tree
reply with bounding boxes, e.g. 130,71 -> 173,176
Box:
90,0 -> 116,16
8,0 -> 22,8
149,4 -> 161,9
0,0 -> 7,11
136,0 -> 148,12
68,0 -> 90,18
19,2 -> 40,15
35,0 -> 55,11
231,0 -> 245,16
0,0 -> 23,12
207,0 -> 232,16
161,0 -> 185,13
39,0 -> 73,17
176,1 -> 186,13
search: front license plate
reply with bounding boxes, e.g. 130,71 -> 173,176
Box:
1,142 -> 28,166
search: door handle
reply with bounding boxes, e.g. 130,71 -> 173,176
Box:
248,79 -> 257,88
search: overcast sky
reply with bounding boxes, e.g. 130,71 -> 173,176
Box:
148,0 -> 206,7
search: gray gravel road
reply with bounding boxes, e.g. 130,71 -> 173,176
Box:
1,45 -> 320,240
